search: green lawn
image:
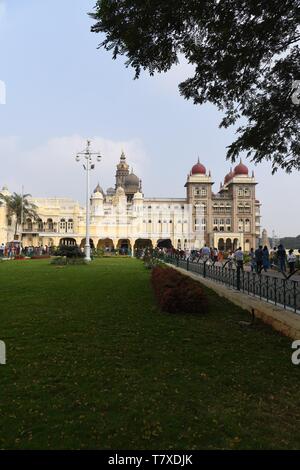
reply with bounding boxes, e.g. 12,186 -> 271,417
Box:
0,258 -> 299,450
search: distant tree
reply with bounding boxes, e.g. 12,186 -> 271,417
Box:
280,235 -> 300,249
0,192 -> 38,238
90,0 -> 300,172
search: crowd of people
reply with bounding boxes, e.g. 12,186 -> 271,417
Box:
1,240 -> 299,275
151,243 -> 300,275
0,243 -> 52,258
248,245 -> 299,274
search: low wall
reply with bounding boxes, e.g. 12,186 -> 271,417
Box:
169,264 -> 300,340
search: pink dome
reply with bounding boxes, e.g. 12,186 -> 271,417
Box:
234,160 -> 248,176
191,159 -> 206,175
224,169 -> 234,184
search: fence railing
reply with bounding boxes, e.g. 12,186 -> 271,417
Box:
154,253 -> 300,314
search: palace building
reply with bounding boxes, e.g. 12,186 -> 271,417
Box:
0,152 -> 261,252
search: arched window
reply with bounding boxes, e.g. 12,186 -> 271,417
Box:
60,219 -> 66,232
47,219 -> 53,231
238,187 -> 244,197
244,219 -> 251,232
37,219 -> 43,231
238,219 -> 244,232
26,218 -> 33,231
67,219 -> 74,231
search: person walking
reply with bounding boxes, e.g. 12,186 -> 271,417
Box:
287,249 -> 297,274
0,243 -> 5,257
234,246 -> 244,272
255,245 -> 263,273
271,246 -> 278,269
262,246 -> 270,272
201,244 -> 210,261
249,247 -> 256,272
277,244 -> 287,272
227,251 -> 234,269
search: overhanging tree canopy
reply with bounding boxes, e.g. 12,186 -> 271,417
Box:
90,0 -> 300,172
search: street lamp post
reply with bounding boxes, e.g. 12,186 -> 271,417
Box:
76,140 -> 102,262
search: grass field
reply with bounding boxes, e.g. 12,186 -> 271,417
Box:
0,258 -> 299,450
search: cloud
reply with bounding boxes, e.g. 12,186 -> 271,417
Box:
0,135 -> 148,202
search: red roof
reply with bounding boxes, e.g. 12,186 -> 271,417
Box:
224,170 -> 234,183
191,161 -> 206,175
234,161 -> 249,175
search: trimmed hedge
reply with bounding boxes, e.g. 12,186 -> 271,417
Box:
151,265 -> 208,314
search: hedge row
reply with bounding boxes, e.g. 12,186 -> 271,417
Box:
151,265 -> 209,314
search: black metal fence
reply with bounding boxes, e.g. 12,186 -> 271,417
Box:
154,253 -> 300,313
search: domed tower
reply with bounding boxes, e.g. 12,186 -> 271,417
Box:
132,190 -> 144,215
225,159 -> 258,249
185,158 -> 213,204
91,183 -> 104,216
124,169 -> 141,202
262,228 -> 270,249
185,158 -> 213,244
115,150 -> 130,189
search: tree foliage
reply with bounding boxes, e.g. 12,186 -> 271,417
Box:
90,0 -> 300,172
0,192 -> 38,236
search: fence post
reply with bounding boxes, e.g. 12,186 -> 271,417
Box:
203,260 -> 206,278
187,258 -> 189,271
237,267 -> 241,291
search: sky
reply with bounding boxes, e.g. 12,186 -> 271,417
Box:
0,0 -> 299,238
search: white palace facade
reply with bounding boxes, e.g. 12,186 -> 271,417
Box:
0,152 -> 261,252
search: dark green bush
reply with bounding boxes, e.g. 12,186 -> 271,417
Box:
54,245 -> 85,258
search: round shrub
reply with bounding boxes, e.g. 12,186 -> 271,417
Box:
151,266 -> 208,314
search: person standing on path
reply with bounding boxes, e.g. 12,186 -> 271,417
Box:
234,247 -> 244,272
277,244 -> 287,272
287,249 -> 297,274
262,246 -> 270,272
255,245 -> 263,273
249,247 -> 256,272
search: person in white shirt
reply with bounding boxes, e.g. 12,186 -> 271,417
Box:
234,247 -> 244,271
287,249 -> 297,274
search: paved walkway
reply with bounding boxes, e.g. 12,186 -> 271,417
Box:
190,259 -> 300,281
